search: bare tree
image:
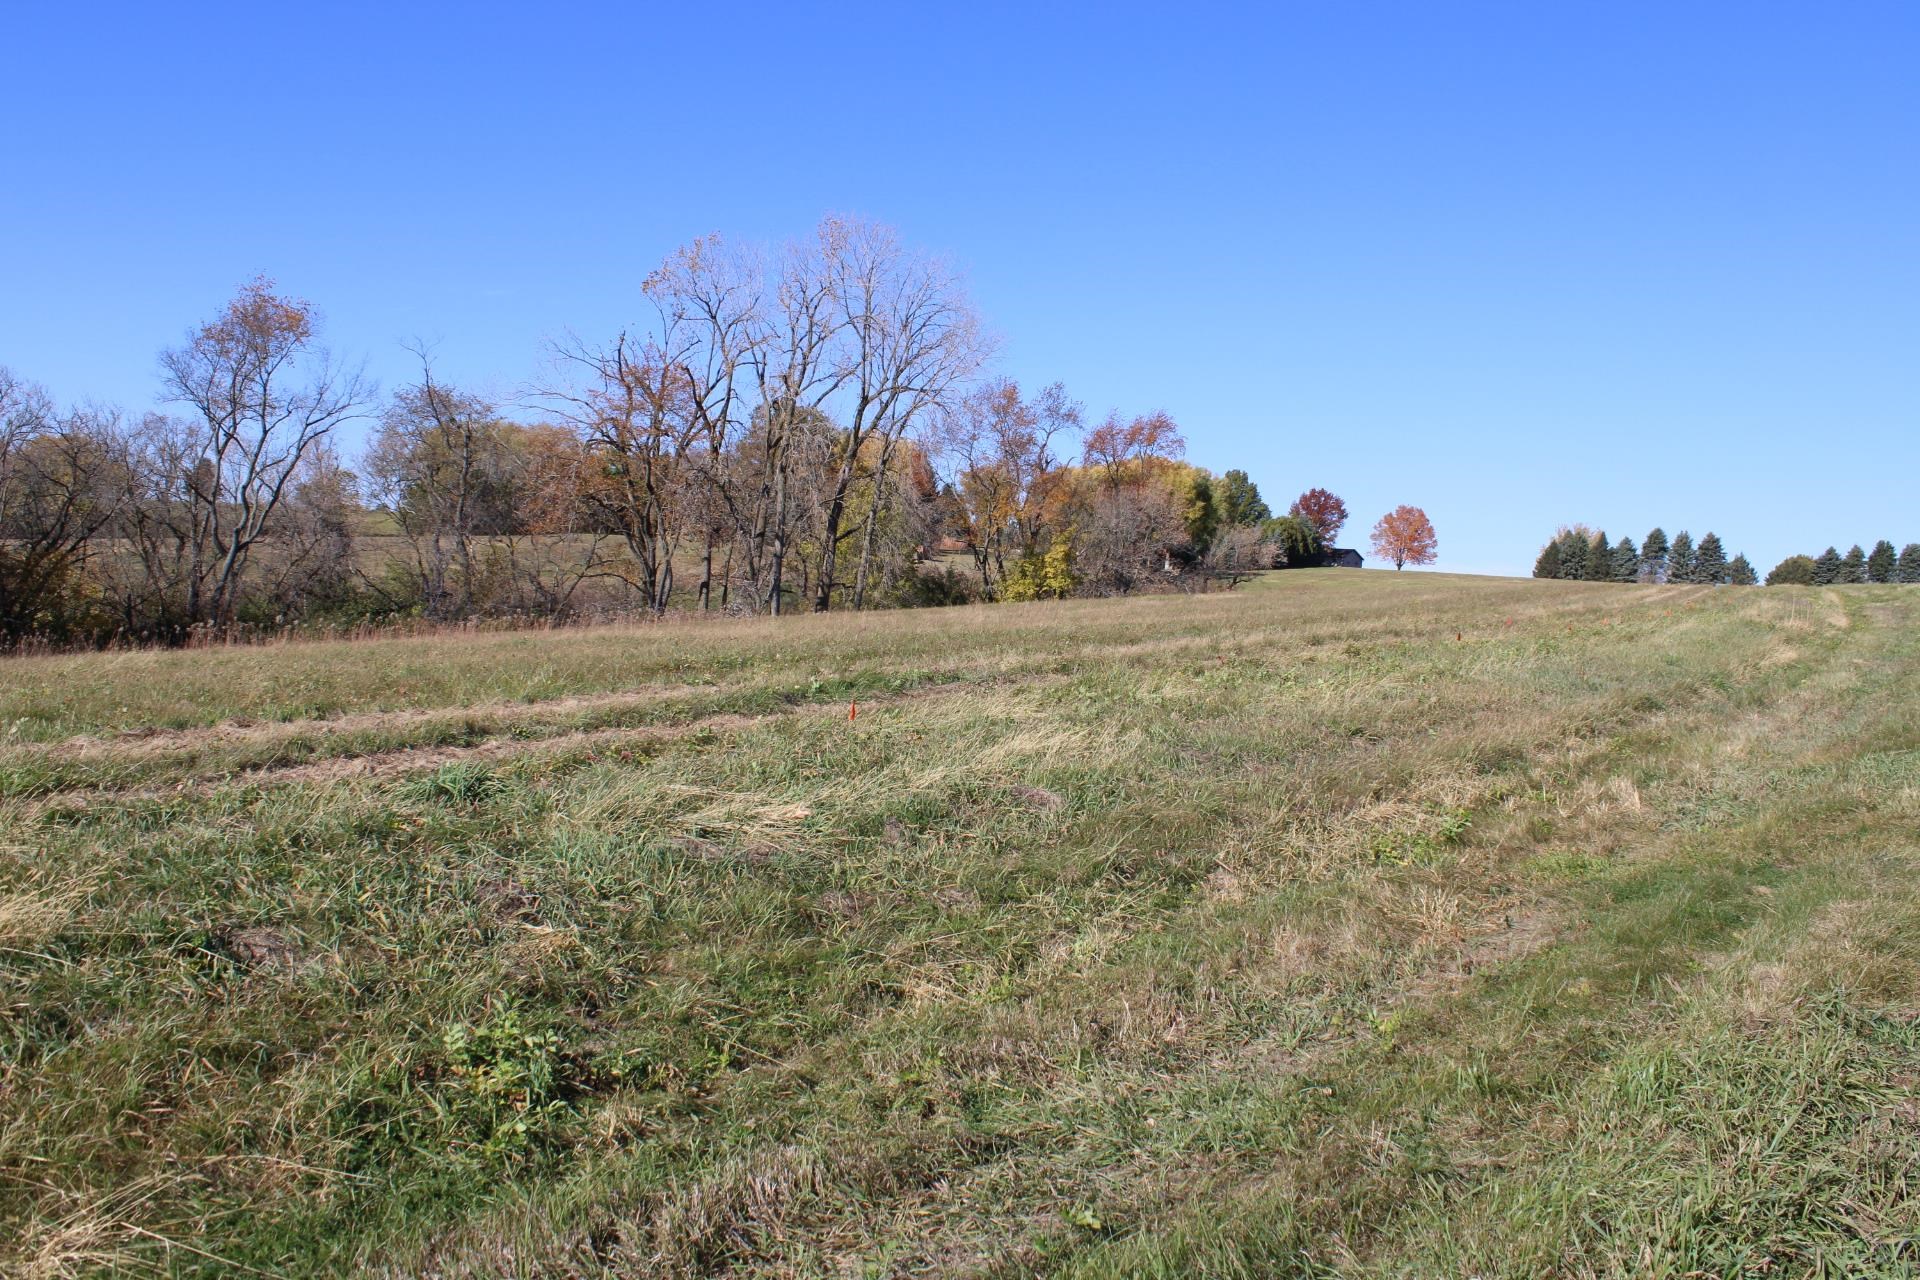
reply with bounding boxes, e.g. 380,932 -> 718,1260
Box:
158,278 -> 370,625
740,231 -> 848,615
103,413 -> 202,635
0,370 -> 128,642
535,236 -> 775,616
262,441 -> 360,618
744,234 -> 860,614
544,334 -> 702,613
366,351 -> 507,618
640,236 -> 761,611
810,217 -> 988,611
1192,522 -> 1268,591
562,221 -> 984,618
368,353 -> 487,617
1070,480 -> 1187,596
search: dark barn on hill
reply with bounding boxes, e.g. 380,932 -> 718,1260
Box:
1269,546 -> 1367,570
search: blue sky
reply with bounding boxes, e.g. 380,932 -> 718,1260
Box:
4,1 -> 1915,575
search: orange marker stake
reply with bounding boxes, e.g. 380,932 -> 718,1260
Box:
849,700 -> 858,722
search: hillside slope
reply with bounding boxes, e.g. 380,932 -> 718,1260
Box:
3,573 -> 1916,1277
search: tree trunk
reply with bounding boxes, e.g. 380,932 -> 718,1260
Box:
768,506 -> 787,616
813,489 -> 848,613
850,437 -> 898,610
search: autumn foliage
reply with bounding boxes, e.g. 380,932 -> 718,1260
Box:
1291,487 -> 1349,544
1082,410 -> 1185,488
1370,504 -> 1437,570
0,223 -> 1436,648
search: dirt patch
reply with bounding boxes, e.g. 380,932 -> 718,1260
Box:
1409,903 -> 1564,997
214,925 -> 324,975
1009,784 -> 1064,811
475,878 -> 542,924
932,885 -> 982,913
816,889 -> 877,922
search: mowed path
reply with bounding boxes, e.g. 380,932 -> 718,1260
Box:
0,573 -> 1662,797
2,573 -> 1914,1278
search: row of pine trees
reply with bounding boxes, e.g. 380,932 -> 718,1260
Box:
1763,541 -> 1920,585
1533,527 -> 1757,585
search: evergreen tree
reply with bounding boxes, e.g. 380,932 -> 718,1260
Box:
1866,539 -> 1897,583
1667,530 -> 1696,584
1641,527 -> 1669,583
1840,544 -> 1868,584
1557,530 -> 1589,580
1612,535 -> 1640,582
1767,555 -> 1817,586
1216,470 -> 1272,527
1727,553 -> 1758,586
1585,531 -> 1614,581
1812,547 -> 1842,585
1899,543 -> 1920,584
1533,538 -> 1562,579
1562,531 -> 1590,578
1694,532 -> 1728,584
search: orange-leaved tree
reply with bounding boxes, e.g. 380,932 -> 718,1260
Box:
1370,504 -> 1437,570
1291,487 -> 1348,545
1081,410 -> 1183,491
940,379 -> 1080,598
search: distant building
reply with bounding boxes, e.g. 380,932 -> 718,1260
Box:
1267,545 -> 1366,570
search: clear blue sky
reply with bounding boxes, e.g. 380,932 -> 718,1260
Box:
5,2 -> 1915,576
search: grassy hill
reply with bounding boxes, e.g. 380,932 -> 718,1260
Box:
2,572 -> 1916,1277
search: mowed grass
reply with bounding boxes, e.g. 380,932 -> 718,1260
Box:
1,572 -> 1915,1277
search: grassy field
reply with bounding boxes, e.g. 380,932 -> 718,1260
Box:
2,571 -> 1916,1277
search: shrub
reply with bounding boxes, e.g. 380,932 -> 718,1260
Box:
1000,538 -> 1076,602
1766,555 -> 1816,586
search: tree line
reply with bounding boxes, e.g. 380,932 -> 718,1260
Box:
0,217 -> 1437,649
1535,525 -> 1920,589
1763,541 -> 1920,586
1533,526 -> 1758,585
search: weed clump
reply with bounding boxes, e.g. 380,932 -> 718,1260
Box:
436,1007 -> 578,1164
407,762 -> 505,805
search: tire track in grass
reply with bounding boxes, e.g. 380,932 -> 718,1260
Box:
1038,592 -> 1913,1276
1,581 -> 1702,796
15,673 -> 1074,819
628,593 -> 1869,1270
1,667 -> 1038,800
